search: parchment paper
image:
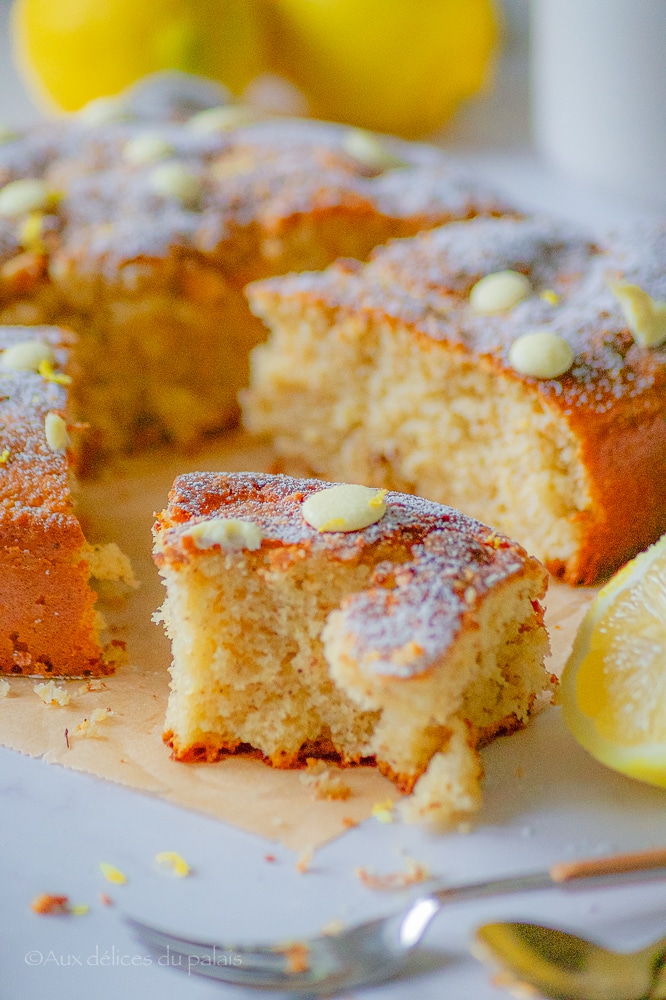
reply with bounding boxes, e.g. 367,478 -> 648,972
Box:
0,432 -> 595,850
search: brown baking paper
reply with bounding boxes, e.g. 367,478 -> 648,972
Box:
0,432 -> 596,850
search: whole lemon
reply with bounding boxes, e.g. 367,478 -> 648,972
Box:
12,0 -> 265,112
266,0 -> 499,138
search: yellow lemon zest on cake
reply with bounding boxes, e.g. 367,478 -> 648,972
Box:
371,798 -> 395,823
561,532 -> 666,786
0,449 -> 9,465
38,357 -> 72,385
155,851 -> 191,878
540,288 -> 560,305
609,281 -> 666,347
99,862 -> 127,885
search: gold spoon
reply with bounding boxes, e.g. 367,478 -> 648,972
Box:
472,921 -> 666,1000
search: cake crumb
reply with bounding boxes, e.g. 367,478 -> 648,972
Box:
99,893 -> 113,906
299,759 -> 352,800
265,854 -> 277,863
30,894 -> 71,915
77,679 -> 108,694
354,856 -> 430,891
320,918 -> 344,936
0,678 -> 10,698
33,681 -> 70,706
341,816 -> 358,829
77,707 -> 114,737
281,942 -> 310,975
295,848 -> 314,874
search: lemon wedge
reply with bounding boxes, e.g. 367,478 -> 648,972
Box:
561,534 -> 666,787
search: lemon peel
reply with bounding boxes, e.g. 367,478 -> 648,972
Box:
99,862 -> 127,885
155,851 -> 191,877
561,534 -> 666,787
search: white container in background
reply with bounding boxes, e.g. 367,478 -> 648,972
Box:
531,0 -> 666,205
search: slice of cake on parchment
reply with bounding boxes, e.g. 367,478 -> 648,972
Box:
153,472 -> 553,825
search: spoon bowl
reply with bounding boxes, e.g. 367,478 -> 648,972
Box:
472,921 -> 666,1000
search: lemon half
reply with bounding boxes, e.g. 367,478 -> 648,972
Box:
561,534 -> 666,787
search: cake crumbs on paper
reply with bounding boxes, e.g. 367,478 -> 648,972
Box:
154,851 -> 191,878
77,679 -> 108,695
371,798 -> 395,823
30,894 -> 88,916
33,681 -> 70,706
341,816 -> 358,829
354,856 -> 430,891
0,678 -> 10,698
299,758 -> 352,801
295,848 -> 314,874
265,854 -> 277,863
76,707 -> 114,737
99,862 -> 127,885
99,893 -> 113,906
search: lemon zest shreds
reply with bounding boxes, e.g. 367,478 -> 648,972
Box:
372,798 -> 395,823
155,851 -> 191,878
70,904 -> 90,916
38,358 -> 71,385
0,449 -> 9,464
99,862 -> 127,885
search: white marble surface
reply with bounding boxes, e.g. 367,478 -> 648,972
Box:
1,9 -> 665,1000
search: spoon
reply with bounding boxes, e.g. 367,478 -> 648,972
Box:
472,921 -> 666,1000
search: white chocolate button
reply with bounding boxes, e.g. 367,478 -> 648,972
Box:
302,484 -> 387,532
470,270 -> 532,315
2,340 -> 55,372
342,129 -> 406,170
509,330 -> 574,379
0,179 -> 53,218
44,412 -> 70,452
182,518 -> 263,551
188,105 -> 259,133
609,281 -> 666,348
148,162 -> 202,208
123,134 -> 173,165
77,96 -> 128,125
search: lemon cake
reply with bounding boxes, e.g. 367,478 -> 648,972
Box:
0,75 -> 506,465
243,217 -> 666,585
153,472 -> 553,824
0,325 -> 133,676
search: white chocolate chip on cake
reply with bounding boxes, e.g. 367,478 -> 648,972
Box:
2,339 -> 55,372
77,95 -> 128,125
183,518 -> 263,551
609,281 -> 666,347
44,412 -> 70,452
302,484 -> 387,532
470,270 -> 532,314
0,179 -> 54,218
188,105 -> 259,133
148,162 -> 202,208
123,134 -> 174,165
342,129 -> 407,170
509,330 -> 574,379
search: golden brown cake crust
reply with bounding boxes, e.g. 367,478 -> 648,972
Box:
246,217 -> 666,584
0,325 -> 105,676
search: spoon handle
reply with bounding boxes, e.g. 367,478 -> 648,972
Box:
549,846 -> 666,883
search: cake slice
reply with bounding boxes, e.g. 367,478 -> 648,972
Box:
243,217 -> 666,584
153,472 -> 552,825
0,325 -> 133,676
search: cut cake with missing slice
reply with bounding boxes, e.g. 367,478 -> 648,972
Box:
153,472 -> 553,825
243,216 -> 666,585
0,325 -> 134,676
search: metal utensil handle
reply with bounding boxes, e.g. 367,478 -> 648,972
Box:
549,847 -> 666,883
